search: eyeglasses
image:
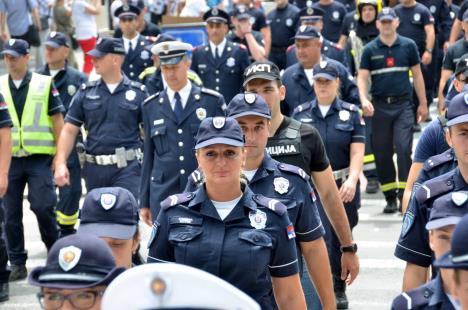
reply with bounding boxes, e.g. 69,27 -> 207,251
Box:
120,16 -> 136,23
37,290 -> 104,310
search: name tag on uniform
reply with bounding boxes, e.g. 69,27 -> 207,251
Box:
371,55 -> 384,60
198,64 -> 207,69
85,95 -> 100,100
154,119 -> 164,125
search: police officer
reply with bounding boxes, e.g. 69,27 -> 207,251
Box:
115,4 -> 154,81
54,37 -> 147,200
0,39 -> 65,281
148,116 -> 306,309
78,187 -> 139,269
395,91 -> 468,291
392,191 -> 468,310
282,26 -> 360,116
113,0 -> 161,38
292,61 -> 365,309
28,234 -> 126,310
242,61 -> 360,303
139,40 -> 225,225
0,93 -> 12,302
266,0 -> 300,70
312,0 -> 347,43
37,31 -> 87,238
191,8 -> 251,103
358,7 -> 428,213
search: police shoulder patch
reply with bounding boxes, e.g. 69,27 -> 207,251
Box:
252,194 -> 287,216
84,80 -> 98,89
415,172 -> 455,204
292,102 -> 312,115
422,149 -> 454,172
130,80 -> 145,91
277,163 -> 310,181
143,92 -> 160,105
201,87 -> 222,97
341,101 -> 359,112
400,210 -> 415,238
160,192 -> 195,210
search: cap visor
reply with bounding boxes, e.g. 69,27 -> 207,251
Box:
425,216 -> 461,230
243,74 -> 278,86
44,41 -> 61,49
206,17 -> 228,23
118,12 -> 138,18
294,35 -> 318,40
229,111 -> 271,120
78,223 -> 137,240
1,50 -> 22,57
378,16 -> 395,21
195,137 -> 244,150
300,16 -> 322,21
87,49 -> 106,58
447,114 -> 468,127
236,14 -> 251,20
160,56 -> 184,65
313,73 -> 336,80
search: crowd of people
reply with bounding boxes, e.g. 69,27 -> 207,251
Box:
0,0 -> 467,308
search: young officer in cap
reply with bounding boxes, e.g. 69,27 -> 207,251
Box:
395,91 -> 468,291
434,213 -> 468,309
293,60 -> 365,309
78,187 -> 140,269
37,31 -> 88,238
140,40 -> 225,225
148,116 -> 306,309
115,4 -> 155,81
191,8 -> 251,103
281,26 -> 359,116
28,234 -> 125,310
358,7 -> 428,213
0,38 -> 65,282
392,191 -> 468,310
54,37 -> 147,201
113,0 -> 161,38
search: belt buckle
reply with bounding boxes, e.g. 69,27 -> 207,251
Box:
115,147 -> 128,168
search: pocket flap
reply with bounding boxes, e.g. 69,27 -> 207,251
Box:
238,230 -> 273,247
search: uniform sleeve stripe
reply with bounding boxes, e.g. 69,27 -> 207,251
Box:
269,259 -> 298,269
402,292 -> 412,309
352,135 -> 366,139
65,115 -> 83,124
396,243 -> 432,258
49,105 -> 63,113
296,223 -> 323,235
147,255 -> 172,263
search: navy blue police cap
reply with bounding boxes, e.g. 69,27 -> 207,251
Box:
426,191 -> 468,230
446,91 -> 468,126
114,3 -> 141,18
313,60 -> 339,80
295,25 -> 322,40
378,7 -> 397,21
454,54 -> 468,77
299,6 -> 325,22
88,37 -> 125,57
45,31 -> 69,48
78,187 -> 139,240
232,5 -> 251,20
1,39 -> 29,57
28,234 -> 125,289
243,60 -> 281,86
195,117 -> 244,149
151,40 -> 193,65
227,93 -> 272,119
129,0 -> 145,10
204,7 -> 230,24
434,212 -> 468,270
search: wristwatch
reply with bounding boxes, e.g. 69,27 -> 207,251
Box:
340,243 -> 358,254
425,48 -> 433,53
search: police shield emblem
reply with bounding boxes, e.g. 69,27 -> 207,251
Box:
413,13 -> 421,22
58,246 -> 82,271
249,210 -> 267,229
67,84 -> 76,96
332,11 -> 340,20
274,177 -> 290,194
100,193 -> 117,210
50,31 -> 57,38
244,93 -> 256,104
307,8 -> 313,15
8,39 -> 15,46
226,57 -> 236,67
196,108 -> 207,120
140,50 -> 150,60
452,192 -> 468,206
213,117 -> 225,129
464,93 -> 468,105
430,5 -> 436,13
339,110 -> 350,121
401,211 -> 415,237
125,90 -> 136,101
286,18 -> 293,27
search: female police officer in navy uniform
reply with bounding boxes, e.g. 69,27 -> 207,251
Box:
292,60 -> 365,308
147,116 -> 306,309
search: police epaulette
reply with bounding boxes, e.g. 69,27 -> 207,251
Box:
143,92 -> 159,105
82,80 -> 98,90
160,192 -> 195,210
293,102 -> 311,114
278,163 -> 309,181
392,286 -> 432,310
341,101 -> 359,112
252,194 -> 287,216
423,149 -> 454,172
415,172 -> 454,204
130,80 -> 146,92
201,87 -> 222,97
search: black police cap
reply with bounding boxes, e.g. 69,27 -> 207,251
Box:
87,37 -> 125,57
203,7 -> 230,24
1,39 -> 29,57
45,31 -> 70,48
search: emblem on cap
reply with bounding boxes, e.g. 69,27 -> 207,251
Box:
339,110 -> 350,121
212,117 -> 225,129
8,39 -> 15,46
67,84 -> 76,96
100,193 -> 117,210
196,108 -> 207,120
307,7 -> 314,15
300,25 -> 307,32
452,192 -> 468,206
319,60 -> 327,69
151,277 -> 167,295
162,43 -> 170,54
123,4 -> 129,11
50,31 -> 56,38
249,210 -> 267,229
125,90 -> 136,101
58,246 -> 82,272
244,93 -> 256,104
464,93 -> 468,105
212,8 -> 218,15
382,7 -> 390,14
96,37 -> 103,45
274,177 -> 290,194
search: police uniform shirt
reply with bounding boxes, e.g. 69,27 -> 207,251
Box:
416,148 -> 457,187
266,3 -> 300,49
121,35 -> 154,81
360,35 -> 420,97
442,38 -> 468,72
191,40 -> 251,103
336,0 -> 356,12
456,0 -> 468,21
292,98 -> 365,171
267,116 -> 330,174
285,41 -> 347,69
147,186 -> 299,309
227,30 -> 265,59
246,6 -> 269,32
394,3 -> 434,49
113,21 -> 162,38
417,0 -> 451,34
8,71 -> 65,121
413,118 -> 450,163
65,76 -> 147,155
312,1 -> 347,42
395,168 -> 468,267
0,94 -> 13,128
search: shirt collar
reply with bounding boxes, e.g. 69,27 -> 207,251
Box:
209,38 -> 227,56
123,34 -> 140,50
453,167 -> 468,190
188,184 -> 257,212
9,71 -> 32,88
166,81 -> 192,105
377,34 -> 401,47
428,274 -> 448,307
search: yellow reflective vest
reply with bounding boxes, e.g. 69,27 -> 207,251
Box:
0,73 -> 56,155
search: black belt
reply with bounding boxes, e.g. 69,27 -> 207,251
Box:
373,94 -> 411,104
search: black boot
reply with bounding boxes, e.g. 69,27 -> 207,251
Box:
383,198 -> 398,214
9,265 -> 27,281
365,179 -> 380,194
0,283 -> 8,302
334,276 -> 349,309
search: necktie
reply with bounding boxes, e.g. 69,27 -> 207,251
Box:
174,92 -> 184,122
128,41 -> 133,53
215,46 -> 219,60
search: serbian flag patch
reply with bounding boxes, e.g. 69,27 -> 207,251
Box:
287,224 -> 296,239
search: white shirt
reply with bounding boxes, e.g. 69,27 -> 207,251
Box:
12,80 -> 23,89
243,169 -> 258,182
304,68 -> 314,86
123,35 -> 139,54
209,39 -> 227,58
106,82 -> 119,94
211,195 -> 242,220
167,82 -> 192,110
318,104 -> 331,117
72,0 -> 97,40
180,0 -> 209,17
49,69 -> 63,78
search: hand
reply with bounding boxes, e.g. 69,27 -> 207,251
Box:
421,51 -> 432,65
443,41 -> 450,53
238,19 -> 252,36
0,32 -> 9,41
361,98 -> 374,117
417,103 -> 428,123
140,208 -> 153,226
0,174 -> 8,197
54,163 -> 70,186
437,95 -> 445,114
339,178 -> 356,203
341,251 -> 359,285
